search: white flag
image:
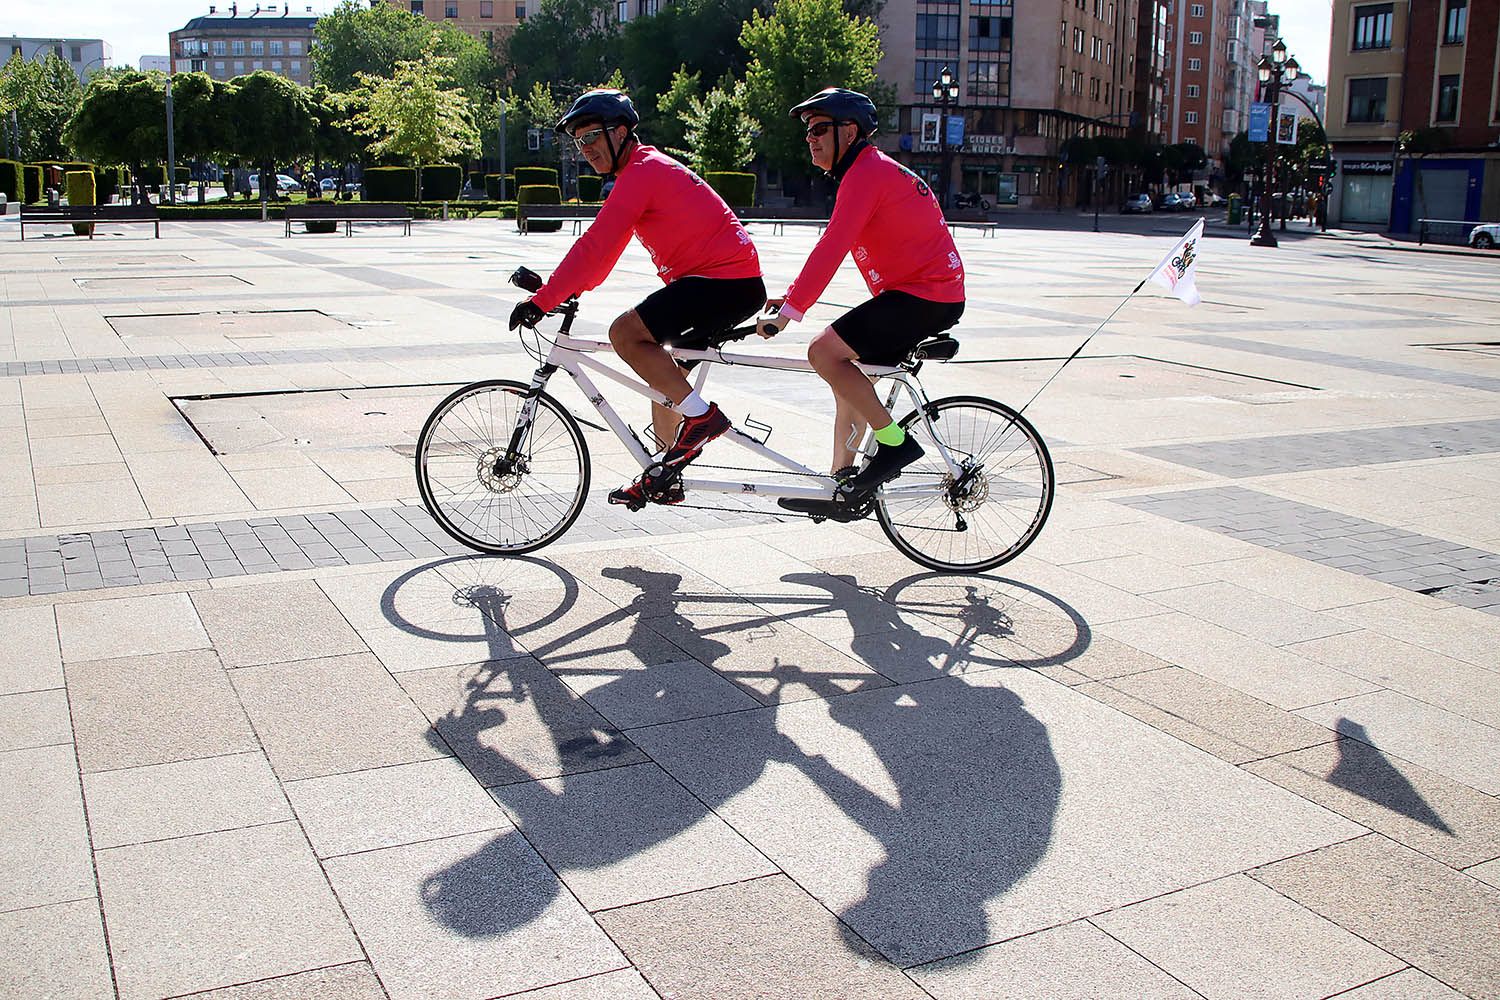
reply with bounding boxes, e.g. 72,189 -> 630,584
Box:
1146,218 -> 1205,307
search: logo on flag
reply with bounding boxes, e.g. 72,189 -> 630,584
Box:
1147,218 -> 1206,307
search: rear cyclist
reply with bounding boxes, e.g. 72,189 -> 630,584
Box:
509,89 -> 765,508
756,88 -> 965,514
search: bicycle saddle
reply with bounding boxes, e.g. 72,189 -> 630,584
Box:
909,336 -> 959,363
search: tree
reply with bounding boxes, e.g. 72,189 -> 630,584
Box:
312,0 -> 437,92
653,66 -> 701,157
674,82 -> 756,174
505,0 -> 620,98
228,72 -> 317,207
0,52 -> 85,161
517,81 -> 565,165
621,0 -> 764,103
739,0 -> 883,176
65,71 -> 167,203
170,72 -> 236,198
349,38 -> 479,199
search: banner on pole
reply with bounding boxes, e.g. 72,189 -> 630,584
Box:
1146,219 -> 1206,307
1248,102 -> 1271,142
1275,111 -> 1299,145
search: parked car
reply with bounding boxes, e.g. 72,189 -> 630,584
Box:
1201,191 -> 1226,207
247,173 -> 303,193
1469,223 -> 1499,250
319,177 -> 339,192
1121,192 -> 1154,214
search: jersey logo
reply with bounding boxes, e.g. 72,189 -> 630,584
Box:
897,164 -> 933,199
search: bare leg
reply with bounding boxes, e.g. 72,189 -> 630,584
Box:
610,310 -> 694,450
809,328 -> 892,470
831,395 -> 867,472
650,365 -> 689,450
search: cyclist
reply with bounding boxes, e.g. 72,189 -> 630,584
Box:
509,89 -> 765,508
756,88 -> 965,514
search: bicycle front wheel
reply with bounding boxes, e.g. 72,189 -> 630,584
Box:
876,396 -> 1053,573
416,379 -> 590,554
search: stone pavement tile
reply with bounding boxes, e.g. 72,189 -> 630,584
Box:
1020,524 -> 1142,566
491,762 -> 777,912
1296,690 -> 1500,795
1243,740 -> 1500,869
232,653 -> 446,781
229,466 -> 354,509
0,604 -> 61,695
55,592 -> 211,663
1067,552 -> 1221,595
399,658 -> 646,787
1204,550 -> 1401,612
96,822 -> 362,1000
193,580 -> 366,668
1328,969 -> 1469,999
654,534 -> 820,589
67,650 -> 258,773
1148,581 -> 1357,646
0,745 -> 95,911
359,621 -> 528,673
907,920 -> 1197,1000
1326,597 -> 1500,673
82,751 -> 292,850
596,875 -> 926,1000
323,829 -> 624,1000
0,898 -> 113,1000
760,520 -> 894,564
1083,517 -> 1265,567
556,657 -> 761,731
1468,858 -> 1500,889
37,481 -> 151,528
629,670 -> 1361,968
1252,834 -> 1500,1000
169,962 -> 387,999
1099,612 -> 1381,711
1289,630 -> 1500,731
500,968 -> 659,999
0,688 -> 73,751
1080,667 -> 1335,765
1093,874 -> 1403,1000
284,756 -> 511,858
1030,632 -> 1175,683
554,549 -> 737,620
990,560 -> 1173,627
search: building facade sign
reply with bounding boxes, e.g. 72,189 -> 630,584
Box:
1341,160 -> 1393,175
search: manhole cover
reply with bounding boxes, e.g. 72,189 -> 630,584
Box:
75,274 -> 251,292
55,254 -> 195,266
108,310 -> 349,338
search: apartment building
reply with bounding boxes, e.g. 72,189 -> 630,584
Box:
4,38 -> 113,81
379,0 -> 521,53
169,5 -> 318,85
1132,0 -> 1170,143
1326,1 -> 1409,224
1161,0 -> 1235,175
876,0 -> 1140,209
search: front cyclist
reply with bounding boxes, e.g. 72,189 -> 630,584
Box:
510,89 -> 765,508
756,88 -> 965,514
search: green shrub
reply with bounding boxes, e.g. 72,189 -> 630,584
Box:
66,170 -> 97,235
94,167 -> 120,203
517,183 -> 563,232
514,166 -> 558,189
705,171 -> 756,208
0,159 -> 20,202
365,166 -> 417,201
156,204 -> 288,219
304,219 -> 339,233
483,173 -> 507,199
577,174 -> 602,202
420,163 -> 462,200
23,164 -> 41,203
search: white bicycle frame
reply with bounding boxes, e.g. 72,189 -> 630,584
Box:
519,329 -> 967,504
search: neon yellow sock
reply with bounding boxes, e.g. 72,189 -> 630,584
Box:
873,422 -> 905,447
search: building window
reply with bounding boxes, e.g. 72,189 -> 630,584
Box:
916,14 -> 960,51
411,0 -> 424,12
213,40 -> 226,55
250,41 -> 264,55
270,40 -> 282,55
234,60 -> 245,73
1185,111 -> 1199,124
289,40 -> 302,54
1436,74 -> 1460,120
1074,27 -> 1086,53
515,3 -> 526,18
1190,2 -> 1204,14
480,0 -> 493,15
271,60 -> 282,71
1186,57 -> 1201,71
1188,31 -> 1202,44
1186,84 -> 1199,97
968,60 -> 1004,99
1352,3 -> 1393,50
252,60 -> 263,70
637,0 -> 657,16
1444,0 -> 1466,44
190,59 -> 205,72
215,60 -> 226,74
969,15 -> 1010,52
1347,76 -> 1388,122
445,1 -> 459,16
290,60 -> 301,74
1072,69 -> 1083,94
232,40 -> 245,55
1089,77 -> 1100,100
916,58 -> 953,94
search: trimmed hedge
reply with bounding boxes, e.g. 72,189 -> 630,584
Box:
95,167 -> 121,203
421,163 -> 462,201
467,170 -> 484,191
514,166 -> 558,189
517,183 -> 563,232
0,159 -> 20,202
705,171 -> 755,208
365,166 -> 417,201
483,173 -> 508,200
23,164 -> 41,203
577,174 -> 602,202
157,204 -> 289,219
66,170 -> 96,235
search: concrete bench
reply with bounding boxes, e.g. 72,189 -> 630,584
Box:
517,204 -> 600,235
20,203 -> 160,240
947,220 -> 998,238
284,202 -> 413,237
736,216 -> 829,235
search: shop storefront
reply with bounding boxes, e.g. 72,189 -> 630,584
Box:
1337,159 -> 1393,226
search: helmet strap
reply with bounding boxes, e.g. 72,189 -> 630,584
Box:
603,127 -> 634,174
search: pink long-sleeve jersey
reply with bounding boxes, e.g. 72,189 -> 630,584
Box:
530,143 -> 761,313
779,143 -> 965,323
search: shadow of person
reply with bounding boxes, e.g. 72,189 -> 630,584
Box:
1330,718 -> 1454,834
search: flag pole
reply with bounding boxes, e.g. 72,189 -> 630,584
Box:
1014,277 -> 1147,419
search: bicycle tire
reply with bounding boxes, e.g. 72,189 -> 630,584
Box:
416,379 -> 591,555
875,395 -> 1053,573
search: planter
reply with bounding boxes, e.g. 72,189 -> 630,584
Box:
303,219 -> 338,234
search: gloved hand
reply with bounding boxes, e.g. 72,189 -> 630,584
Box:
757,298 -> 789,339
509,299 -> 544,330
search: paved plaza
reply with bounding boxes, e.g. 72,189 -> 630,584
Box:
1,211 -> 1498,1000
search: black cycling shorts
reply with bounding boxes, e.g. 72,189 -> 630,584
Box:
830,290 -> 965,365
635,275 -> 767,350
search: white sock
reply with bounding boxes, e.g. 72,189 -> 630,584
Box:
678,391 -> 709,418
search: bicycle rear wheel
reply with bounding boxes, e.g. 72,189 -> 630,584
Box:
875,395 -> 1053,572
416,379 -> 590,554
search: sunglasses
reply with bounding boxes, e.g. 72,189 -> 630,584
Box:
570,127 -> 609,150
804,120 -> 845,138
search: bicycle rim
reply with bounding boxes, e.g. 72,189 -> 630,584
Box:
876,396 -> 1053,572
416,380 -> 590,554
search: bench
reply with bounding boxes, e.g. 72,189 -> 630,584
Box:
19,203 -> 160,240
284,202 -> 413,237
734,209 -> 830,235
947,220 -> 998,237
517,203 -> 601,235
1416,218 -> 1479,246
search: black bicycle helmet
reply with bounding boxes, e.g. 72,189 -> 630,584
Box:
555,89 -> 640,134
789,87 -> 879,137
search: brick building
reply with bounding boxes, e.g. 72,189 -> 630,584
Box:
169,5 -> 318,85
378,0 -> 522,53
1160,0 -> 1236,179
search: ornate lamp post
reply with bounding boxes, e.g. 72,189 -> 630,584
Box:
1251,38 -> 1300,248
931,66 -> 960,209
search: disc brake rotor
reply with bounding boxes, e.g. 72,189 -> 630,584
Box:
477,448 -> 523,493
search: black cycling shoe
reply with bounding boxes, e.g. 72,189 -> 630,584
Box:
846,436 -> 924,493
609,477 -> 685,510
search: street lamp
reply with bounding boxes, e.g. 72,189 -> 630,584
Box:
931,66 -> 960,209
1251,39 -> 1300,247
